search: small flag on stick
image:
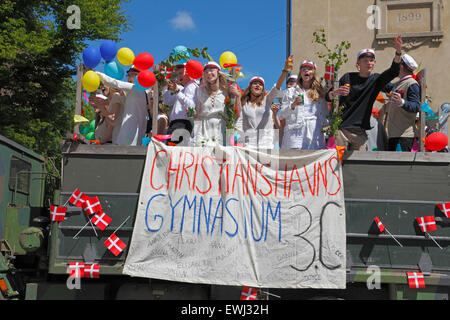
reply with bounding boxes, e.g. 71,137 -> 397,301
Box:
406,272 -> 425,289
67,262 -> 85,278
437,202 -> 450,218
416,216 -> 442,250
84,264 -> 100,279
374,217 -> 403,247
50,205 -> 67,222
240,286 -> 258,300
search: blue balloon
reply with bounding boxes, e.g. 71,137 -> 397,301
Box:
134,80 -> 150,91
82,47 -> 101,69
104,61 -> 124,80
142,137 -> 151,146
100,40 -> 118,62
172,45 -> 190,64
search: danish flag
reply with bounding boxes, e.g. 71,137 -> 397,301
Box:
84,264 -> 100,279
240,286 -> 258,300
82,196 -> 102,216
50,205 -> 67,222
68,189 -> 88,207
406,272 -> 425,289
92,211 -> 112,231
104,233 -> 126,256
416,216 -> 437,232
374,217 -> 385,233
67,262 -> 85,278
325,65 -> 334,81
437,202 -> 450,218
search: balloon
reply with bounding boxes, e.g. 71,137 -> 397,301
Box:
219,51 -> 237,69
82,71 -> 100,92
185,60 -> 203,79
172,45 -> 190,64
79,125 -> 90,135
137,70 -> 156,88
117,47 -> 135,66
425,132 -> 448,151
133,52 -> 154,71
134,80 -> 150,91
82,47 -> 101,68
89,120 -> 96,131
100,40 -> 118,62
104,61 -> 124,80
85,132 -> 95,140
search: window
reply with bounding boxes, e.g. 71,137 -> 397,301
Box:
9,156 -> 31,194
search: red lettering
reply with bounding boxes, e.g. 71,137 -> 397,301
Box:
150,149 -> 167,190
167,151 -> 182,191
315,161 -> 327,196
303,163 -> 316,196
232,159 -> 245,195
196,156 -> 213,194
288,165 -> 305,198
259,162 -> 273,197
179,152 -> 195,191
245,160 -> 259,196
275,164 -> 288,197
327,157 -> 342,196
192,153 -> 200,191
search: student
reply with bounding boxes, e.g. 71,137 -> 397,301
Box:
239,57 -> 291,149
91,84 -> 125,145
190,61 -> 242,147
96,66 -> 149,146
326,35 -> 403,151
379,54 -> 421,151
165,63 -> 198,145
277,60 -> 329,150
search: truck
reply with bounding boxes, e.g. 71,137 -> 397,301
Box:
1,133 -> 449,300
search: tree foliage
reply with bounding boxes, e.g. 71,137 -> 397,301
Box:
0,0 -> 131,159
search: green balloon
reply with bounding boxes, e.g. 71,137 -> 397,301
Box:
79,125 -> 89,135
89,120 -> 96,131
85,132 -> 95,140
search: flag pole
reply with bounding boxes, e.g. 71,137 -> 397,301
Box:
88,215 -> 99,237
384,227 -> 403,247
113,216 -> 131,234
425,232 -> 443,250
73,220 -> 90,239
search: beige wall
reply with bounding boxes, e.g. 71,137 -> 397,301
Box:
292,0 -> 449,112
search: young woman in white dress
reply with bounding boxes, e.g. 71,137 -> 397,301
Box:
239,56 -> 293,150
190,61 -> 242,147
277,60 -> 329,150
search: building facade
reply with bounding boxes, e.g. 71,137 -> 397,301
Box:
290,0 -> 448,115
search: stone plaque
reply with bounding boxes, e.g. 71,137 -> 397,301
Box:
376,0 -> 443,41
387,4 -> 432,33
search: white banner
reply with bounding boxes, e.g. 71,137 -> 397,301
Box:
123,141 -> 346,289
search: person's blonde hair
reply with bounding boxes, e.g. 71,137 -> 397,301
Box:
297,68 -> 325,102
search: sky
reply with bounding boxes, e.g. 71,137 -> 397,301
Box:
86,0 -> 289,90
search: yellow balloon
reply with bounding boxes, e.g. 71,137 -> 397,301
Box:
82,70 -> 100,92
219,51 -> 237,68
117,47 -> 135,66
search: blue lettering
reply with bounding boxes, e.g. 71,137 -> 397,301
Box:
169,195 -> 184,232
265,201 -> 282,242
250,200 -> 264,242
224,198 -> 239,238
181,195 -> 196,233
145,194 -> 166,232
198,197 -> 213,235
211,198 -> 224,235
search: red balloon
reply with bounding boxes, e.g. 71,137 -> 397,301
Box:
134,52 -> 154,71
186,60 -> 204,79
137,70 -> 156,88
425,132 -> 448,151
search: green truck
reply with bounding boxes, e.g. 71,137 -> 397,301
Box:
0,135 -> 449,300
